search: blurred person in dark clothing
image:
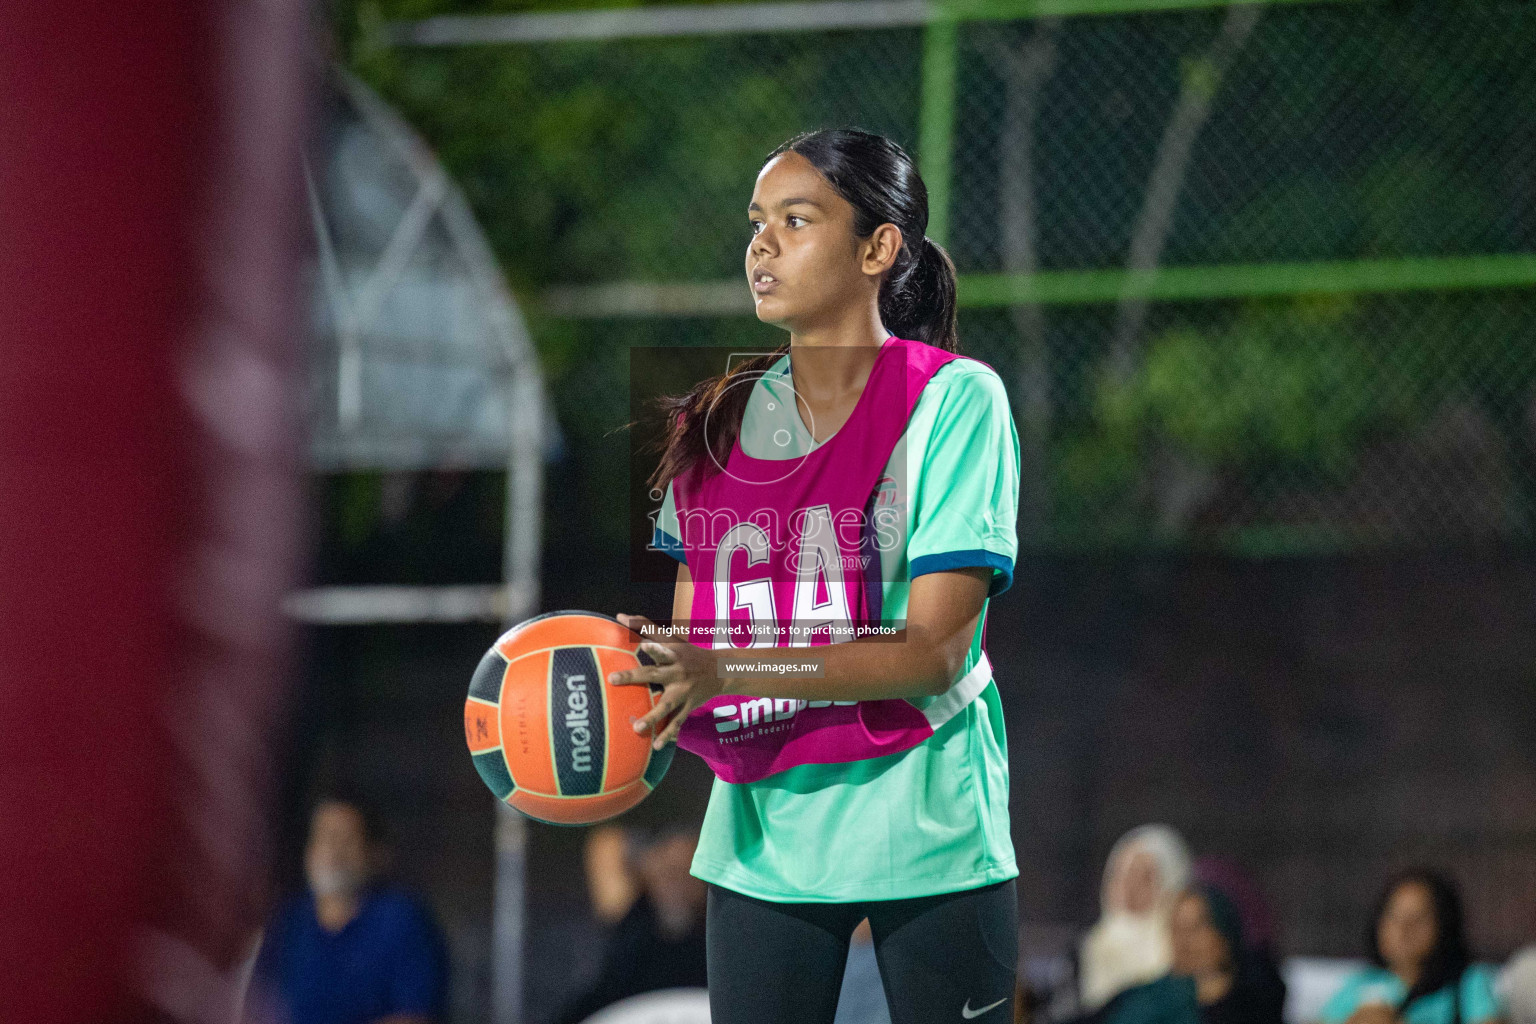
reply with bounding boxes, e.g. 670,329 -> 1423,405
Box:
247,797 -> 447,1024
1317,869 -> 1501,1024
1100,882 -> 1285,1024
553,825 -> 708,1024
1192,858 -> 1277,956
1190,858 -> 1288,1020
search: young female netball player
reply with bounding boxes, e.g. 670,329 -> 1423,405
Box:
609,128 -> 1022,1024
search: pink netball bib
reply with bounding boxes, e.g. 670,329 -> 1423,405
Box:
670,336 -> 983,783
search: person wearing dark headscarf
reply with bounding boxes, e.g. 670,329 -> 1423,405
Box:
1193,857 -> 1277,955
1190,859 -> 1288,1024
1100,882 -> 1285,1024
1318,869 -> 1502,1024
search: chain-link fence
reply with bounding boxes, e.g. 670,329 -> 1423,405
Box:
358,0 -> 1536,552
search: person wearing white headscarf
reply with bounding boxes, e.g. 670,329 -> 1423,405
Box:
1079,824 -> 1194,1013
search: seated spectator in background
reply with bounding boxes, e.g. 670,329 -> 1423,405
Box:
1317,868 -> 1501,1024
1081,825 -> 1195,1012
1193,857 -> 1278,956
1191,858 -> 1288,1020
248,796 -> 447,1024
1103,882 -> 1285,1024
1501,946 -> 1536,1024
553,824 -> 708,1024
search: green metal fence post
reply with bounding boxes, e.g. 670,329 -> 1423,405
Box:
918,9 -> 960,247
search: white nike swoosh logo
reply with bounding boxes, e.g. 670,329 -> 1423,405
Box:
962,996 -> 1008,1019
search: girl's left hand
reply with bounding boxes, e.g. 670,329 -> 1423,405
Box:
609,613 -> 723,750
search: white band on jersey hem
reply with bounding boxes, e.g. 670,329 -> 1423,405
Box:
921,650 -> 992,730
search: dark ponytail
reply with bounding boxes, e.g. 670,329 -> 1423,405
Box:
647,128 -> 958,494
883,235 -> 959,352
646,345 -> 789,496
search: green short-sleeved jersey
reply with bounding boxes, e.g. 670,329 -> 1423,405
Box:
1319,966 -> 1503,1024
653,353 -> 1020,902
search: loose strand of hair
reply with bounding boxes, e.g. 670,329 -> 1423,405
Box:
645,344 -> 790,494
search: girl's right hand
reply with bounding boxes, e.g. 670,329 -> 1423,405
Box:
608,612 -> 723,751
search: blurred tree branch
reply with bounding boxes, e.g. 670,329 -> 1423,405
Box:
977,19 -> 1060,542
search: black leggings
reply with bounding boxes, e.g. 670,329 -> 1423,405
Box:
705,878 -> 1018,1024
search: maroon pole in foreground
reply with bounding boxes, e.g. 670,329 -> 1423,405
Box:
0,3 -> 308,1020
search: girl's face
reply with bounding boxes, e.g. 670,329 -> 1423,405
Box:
745,150 -> 895,332
1377,880 -> 1438,976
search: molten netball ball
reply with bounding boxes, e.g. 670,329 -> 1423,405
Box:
464,610 -> 672,825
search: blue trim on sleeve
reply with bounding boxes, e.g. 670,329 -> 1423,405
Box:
652,527 -> 687,566
910,549 -> 1014,597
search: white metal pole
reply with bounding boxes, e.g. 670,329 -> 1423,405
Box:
495,368 -> 546,1024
